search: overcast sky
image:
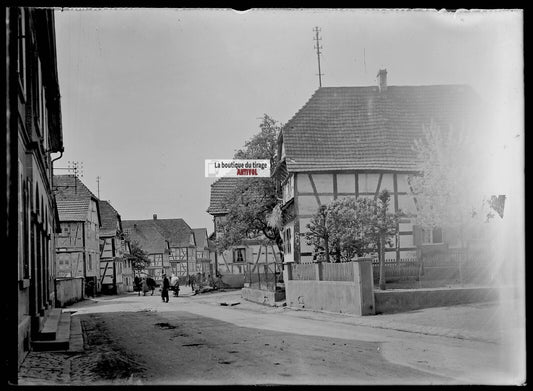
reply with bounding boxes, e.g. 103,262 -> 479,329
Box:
52,8 -> 523,232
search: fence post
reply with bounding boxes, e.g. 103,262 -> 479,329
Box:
315,261 -> 323,281
353,258 -> 376,315
285,262 -> 293,281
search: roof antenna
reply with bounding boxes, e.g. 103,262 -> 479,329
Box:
313,26 -> 324,88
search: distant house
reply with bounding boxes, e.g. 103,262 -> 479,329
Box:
207,177 -> 282,276
272,70 -> 480,264
123,214 -> 197,283
98,200 -> 134,294
192,228 -> 216,276
54,175 -> 102,291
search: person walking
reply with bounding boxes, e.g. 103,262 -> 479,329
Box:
142,277 -> 149,296
134,276 -> 142,296
146,276 -> 156,296
161,274 -> 170,303
170,274 -> 180,297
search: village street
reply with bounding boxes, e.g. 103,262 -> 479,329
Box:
18,290 -> 520,385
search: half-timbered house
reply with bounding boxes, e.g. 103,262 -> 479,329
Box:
122,215 -> 170,282
207,177 -> 282,277
122,215 -> 197,283
53,175 -> 102,291
98,200 -> 133,294
273,70 -> 480,265
192,228 -> 216,277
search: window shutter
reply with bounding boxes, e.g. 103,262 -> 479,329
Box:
432,228 -> 443,244
413,225 -> 423,247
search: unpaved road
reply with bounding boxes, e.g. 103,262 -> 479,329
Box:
20,291 -> 521,385
79,310 -> 447,385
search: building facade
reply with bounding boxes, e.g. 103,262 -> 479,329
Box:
98,200 -> 133,294
54,175 -> 102,292
273,70 -> 480,264
207,177 -> 282,276
6,7 -> 64,371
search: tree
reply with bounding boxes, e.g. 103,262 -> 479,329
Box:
216,115 -> 284,254
409,120 -> 492,247
370,190 -> 400,290
302,205 -> 331,262
129,240 -> 150,276
304,191 -> 399,289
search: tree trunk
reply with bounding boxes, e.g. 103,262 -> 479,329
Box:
379,236 -> 386,290
324,236 -> 330,263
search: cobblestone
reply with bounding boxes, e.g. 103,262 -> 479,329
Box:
18,315 -> 144,385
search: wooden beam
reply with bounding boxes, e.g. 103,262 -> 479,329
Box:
333,173 -> 338,200
308,174 -> 322,206
374,173 -> 383,200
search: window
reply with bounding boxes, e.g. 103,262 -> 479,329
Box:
34,57 -> 42,131
17,8 -> 26,95
422,227 -> 443,244
282,175 -> 294,204
233,248 -> 245,263
283,227 -> 292,255
149,254 -> 163,267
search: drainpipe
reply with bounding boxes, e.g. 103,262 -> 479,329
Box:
50,150 -> 63,188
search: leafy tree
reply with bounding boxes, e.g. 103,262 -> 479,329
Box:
409,120 -> 492,247
129,240 -> 150,276
302,205 -> 331,262
370,190 -> 400,290
304,191 -> 399,289
216,115 -> 284,254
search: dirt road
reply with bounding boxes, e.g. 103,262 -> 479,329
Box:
19,291 -> 520,385
79,309 -> 447,385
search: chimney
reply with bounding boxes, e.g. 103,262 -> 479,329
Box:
377,69 -> 387,92
153,214 -> 157,220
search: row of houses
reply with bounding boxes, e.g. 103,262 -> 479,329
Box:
54,173 -> 218,292
53,174 -> 134,294
122,215 -> 215,283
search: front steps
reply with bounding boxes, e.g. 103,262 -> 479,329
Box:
31,309 -> 83,353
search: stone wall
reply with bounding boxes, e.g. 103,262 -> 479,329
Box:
55,277 -> 85,308
285,260 -> 375,316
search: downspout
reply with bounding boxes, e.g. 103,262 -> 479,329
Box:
213,216 -> 218,274
82,222 -> 86,282
50,150 -> 63,187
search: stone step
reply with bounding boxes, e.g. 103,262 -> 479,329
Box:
68,316 -> 84,353
32,311 -> 71,352
37,308 -> 62,341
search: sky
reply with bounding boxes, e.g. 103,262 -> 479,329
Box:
52,8 -> 523,232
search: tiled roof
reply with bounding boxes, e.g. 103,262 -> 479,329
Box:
53,175 -> 99,222
192,228 -> 208,249
122,218 -> 193,253
98,200 -> 121,237
281,85 -> 480,172
207,177 -> 240,215
152,218 -> 194,247
122,220 -> 168,255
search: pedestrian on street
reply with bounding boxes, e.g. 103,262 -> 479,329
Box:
142,277 -> 150,296
134,276 -> 141,296
170,274 -> 180,297
147,276 -> 156,296
161,273 -> 170,303
86,279 -> 95,298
